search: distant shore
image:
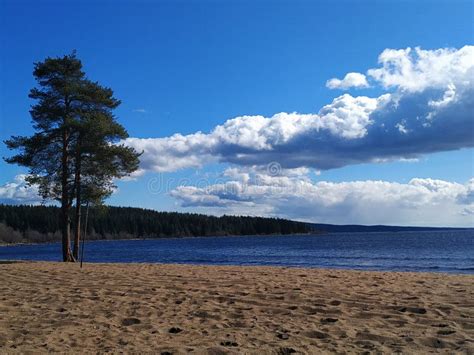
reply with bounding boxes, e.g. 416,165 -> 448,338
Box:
2,227 -> 473,247
0,231 -> 315,247
0,262 -> 472,353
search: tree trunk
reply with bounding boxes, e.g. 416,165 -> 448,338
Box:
61,204 -> 73,262
73,140 -> 81,260
61,126 -> 74,262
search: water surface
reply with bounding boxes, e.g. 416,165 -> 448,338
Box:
1,230 -> 473,273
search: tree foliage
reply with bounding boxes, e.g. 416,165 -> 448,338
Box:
0,204 -> 310,243
4,52 -> 140,261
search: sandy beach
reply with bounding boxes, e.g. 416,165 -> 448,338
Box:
0,262 -> 473,354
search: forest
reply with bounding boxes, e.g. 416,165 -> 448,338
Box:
0,204 -> 311,244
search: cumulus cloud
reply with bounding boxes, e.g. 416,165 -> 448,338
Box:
170,168 -> 474,227
0,173 -> 124,204
126,132 -> 216,172
0,175 -> 41,204
367,46 -> 474,92
326,72 -> 369,90
124,45 -> 474,174
457,178 -> 474,205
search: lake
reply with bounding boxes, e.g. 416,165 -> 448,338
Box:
1,230 -> 473,274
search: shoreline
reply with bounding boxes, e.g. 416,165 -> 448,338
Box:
0,259 -> 472,276
1,261 -> 473,353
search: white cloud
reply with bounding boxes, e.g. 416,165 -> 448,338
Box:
367,46 -> 474,92
457,178 -> 474,205
326,72 -> 369,90
462,207 -> 474,216
170,168 -> 474,227
396,120 -> 409,134
0,173 -> 125,204
0,175 -> 41,204
133,108 -> 147,113
124,46 -> 474,174
428,84 -> 457,109
126,132 -> 216,172
317,93 -> 390,138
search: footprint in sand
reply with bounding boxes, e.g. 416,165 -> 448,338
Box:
437,330 -> 456,335
277,333 -> 290,340
220,340 -> 238,347
168,327 -> 182,334
121,318 -> 141,326
321,317 -> 338,324
206,348 -> 228,355
431,323 -> 449,328
420,337 -> 446,349
398,307 -> 427,314
303,330 -> 329,339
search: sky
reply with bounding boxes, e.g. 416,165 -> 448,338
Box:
0,0 -> 473,227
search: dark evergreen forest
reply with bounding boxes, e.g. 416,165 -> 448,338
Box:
0,204 -> 311,243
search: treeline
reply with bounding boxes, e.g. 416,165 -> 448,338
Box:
0,204 -> 310,244
309,223 -> 467,233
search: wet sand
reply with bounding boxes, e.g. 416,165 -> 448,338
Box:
0,261 -> 473,353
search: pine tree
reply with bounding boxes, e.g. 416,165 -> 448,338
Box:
5,53 -> 85,261
4,52 -> 140,261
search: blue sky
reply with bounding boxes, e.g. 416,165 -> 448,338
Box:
1,0 -> 473,226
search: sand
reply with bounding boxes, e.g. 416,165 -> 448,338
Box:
0,261 -> 473,354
